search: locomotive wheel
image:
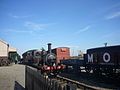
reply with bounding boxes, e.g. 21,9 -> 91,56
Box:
104,68 -> 114,77
43,73 -> 49,78
113,68 -> 116,74
85,66 -> 91,73
93,68 -> 101,75
43,72 -> 47,76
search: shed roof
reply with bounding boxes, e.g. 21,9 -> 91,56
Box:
0,39 -> 8,45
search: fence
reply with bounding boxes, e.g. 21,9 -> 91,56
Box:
25,66 -> 77,90
25,66 -> 98,90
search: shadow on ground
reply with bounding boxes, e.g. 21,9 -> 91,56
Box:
14,81 -> 25,90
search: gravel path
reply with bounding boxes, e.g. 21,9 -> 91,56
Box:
0,64 -> 25,90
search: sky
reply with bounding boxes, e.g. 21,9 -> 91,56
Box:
0,0 -> 120,56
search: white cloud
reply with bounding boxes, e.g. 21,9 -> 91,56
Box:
9,13 -> 30,19
5,29 -> 33,34
3,21 -> 55,34
106,11 -> 120,20
65,45 -> 80,48
74,25 -> 91,35
24,22 -> 45,30
24,21 -> 55,30
101,31 -> 120,39
101,33 -> 113,39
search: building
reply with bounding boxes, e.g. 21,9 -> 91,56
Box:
52,47 -> 70,64
0,39 -> 9,59
0,39 -> 18,62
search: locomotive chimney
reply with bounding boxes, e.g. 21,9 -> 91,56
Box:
48,43 -> 52,54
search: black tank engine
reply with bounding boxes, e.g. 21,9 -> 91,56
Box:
22,43 -> 64,75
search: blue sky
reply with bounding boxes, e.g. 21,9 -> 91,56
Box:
0,0 -> 120,56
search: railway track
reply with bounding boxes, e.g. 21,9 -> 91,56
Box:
58,71 -> 120,90
52,75 -> 99,90
25,64 -> 120,90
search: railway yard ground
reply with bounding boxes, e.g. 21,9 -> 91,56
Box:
0,64 -> 25,90
59,69 -> 120,90
0,64 -> 120,90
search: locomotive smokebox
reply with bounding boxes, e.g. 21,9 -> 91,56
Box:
48,43 -> 52,54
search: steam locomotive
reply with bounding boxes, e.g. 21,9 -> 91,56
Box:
22,43 -> 64,75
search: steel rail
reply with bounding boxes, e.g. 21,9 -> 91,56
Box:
56,75 -> 99,90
